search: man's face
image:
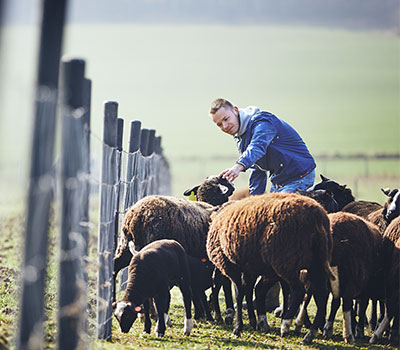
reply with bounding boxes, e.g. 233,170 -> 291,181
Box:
210,106 -> 240,136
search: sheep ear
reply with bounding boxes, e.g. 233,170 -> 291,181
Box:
381,188 -> 391,196
320,174 -> 329,181
184,186 -> 199,196
218,184 -> 230,195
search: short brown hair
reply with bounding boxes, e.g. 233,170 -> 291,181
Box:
209,98 -> 234,115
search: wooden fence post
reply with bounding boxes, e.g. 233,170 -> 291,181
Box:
58,57 -> 87,350
155,136 -> 162,155
147,129 -> 156,155
140,128 -> 149,156
97,101 -> 118,341
17,1 -> 67,349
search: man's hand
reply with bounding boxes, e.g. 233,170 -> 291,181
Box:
219,163 -> 245,183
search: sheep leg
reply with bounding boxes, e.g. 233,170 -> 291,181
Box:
199,290 -> 214,322
255,278 -> 277,332
355,297 -> 369,339
294,291 -> 312,333
275,279 -> 290,318
210,268 -> 224,323
243,274 -> 257,331
232,278 -> 245,337
370,307 -> 390,344
323,297 -> 340,338
281,280 -> 305,337
224,267 -> 246,337
389,313 -> 399,344
154,289 -> 169,337
342,297 -> 355,343
192,291 -> 205,320
178,281 -> 194,336
222,276 -> 235,325
368,299 -> 377,331
143,298 -> 152,334
370,315 -> 390,344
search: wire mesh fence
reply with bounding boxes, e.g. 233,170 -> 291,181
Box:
17,52 -> 171,348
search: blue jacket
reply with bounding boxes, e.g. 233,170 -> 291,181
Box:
234,107 -> 315,195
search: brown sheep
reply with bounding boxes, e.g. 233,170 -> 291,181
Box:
206,193 -> 333,343
318,213 -> 384,343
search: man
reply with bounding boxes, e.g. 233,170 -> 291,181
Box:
210,98 -> 316,194
210,98 -> 317,314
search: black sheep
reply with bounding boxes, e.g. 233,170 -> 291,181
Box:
113,240 -> 193,337
308,174 -> 356,210
370,216 -> 400,344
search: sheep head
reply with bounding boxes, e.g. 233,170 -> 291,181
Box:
112,301 -> 142,333
308,174 -> 354,210
382,188 -> 400,223
297,189 -> 339,213
184,176 -> 235,206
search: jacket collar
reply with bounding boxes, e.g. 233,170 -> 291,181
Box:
236,106 -> 260,137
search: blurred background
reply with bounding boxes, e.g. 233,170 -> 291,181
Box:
0,0 -> 399,216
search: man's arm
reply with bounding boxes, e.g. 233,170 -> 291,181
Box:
237,120 -> 276,170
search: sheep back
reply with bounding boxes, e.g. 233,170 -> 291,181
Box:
120,196 -> 213,258
342,200 -> 382,219
367,208 -> 388,234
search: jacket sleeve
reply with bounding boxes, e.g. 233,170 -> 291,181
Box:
249,167 -> 267,195
237,119 -> 277,170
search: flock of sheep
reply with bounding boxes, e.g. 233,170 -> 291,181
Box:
111,174 -> 400,345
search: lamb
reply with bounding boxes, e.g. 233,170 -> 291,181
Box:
370,216 -> 400,344
127,240 -> 215,321
206,193 -> 334,343
113,239 -> 193,337
318,213 -> 384,343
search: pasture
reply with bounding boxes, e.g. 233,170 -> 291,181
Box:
0,22 -> 399,349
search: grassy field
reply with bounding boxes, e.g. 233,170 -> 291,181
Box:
0,210 -> 398,350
